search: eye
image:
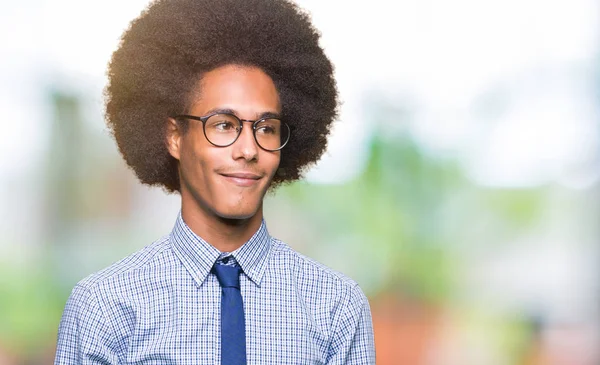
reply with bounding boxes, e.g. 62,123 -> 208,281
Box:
214,121 -> 236,131
256,125 -> 276,135
255,120 -> 280,135
206,114 -> 240,133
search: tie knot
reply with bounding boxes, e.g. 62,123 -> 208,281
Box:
213,262 -> 242,288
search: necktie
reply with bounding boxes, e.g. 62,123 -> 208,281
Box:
213,261 -> 246,365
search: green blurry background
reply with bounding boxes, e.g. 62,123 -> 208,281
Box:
1,0 -> 599,364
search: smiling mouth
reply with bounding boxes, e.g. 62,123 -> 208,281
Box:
220,172 -> 263,187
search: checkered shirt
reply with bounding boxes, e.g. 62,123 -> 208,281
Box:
54,213 -> 376,364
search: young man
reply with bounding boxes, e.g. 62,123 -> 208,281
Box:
54,0 -> 375,364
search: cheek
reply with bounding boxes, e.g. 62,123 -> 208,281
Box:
180,135 -> 211,180
266,153 -> 281,177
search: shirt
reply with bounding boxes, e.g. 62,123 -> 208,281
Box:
54,213 -> 376,364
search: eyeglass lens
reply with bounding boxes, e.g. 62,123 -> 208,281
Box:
204,114 -> 289,151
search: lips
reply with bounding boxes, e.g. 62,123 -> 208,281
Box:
220,171 -> 263,187
221,172 -> 262,179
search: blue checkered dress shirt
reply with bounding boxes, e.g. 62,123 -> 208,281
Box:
54,213 -> 376,364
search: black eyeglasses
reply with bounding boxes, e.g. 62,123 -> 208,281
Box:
173,112 -> 291,152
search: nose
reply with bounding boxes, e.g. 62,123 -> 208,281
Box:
231,122 -> 259,161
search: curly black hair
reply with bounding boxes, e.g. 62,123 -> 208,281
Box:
105,0 -> 338,193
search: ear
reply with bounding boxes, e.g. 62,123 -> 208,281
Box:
165,117 -> 182,160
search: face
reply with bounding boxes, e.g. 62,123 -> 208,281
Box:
166,64 -> 281,220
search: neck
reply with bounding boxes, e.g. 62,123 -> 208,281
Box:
180,199 -> 264,253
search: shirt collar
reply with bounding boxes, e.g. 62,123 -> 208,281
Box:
169,212 -> 272,287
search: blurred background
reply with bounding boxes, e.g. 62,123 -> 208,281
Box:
1,0 -> 599,364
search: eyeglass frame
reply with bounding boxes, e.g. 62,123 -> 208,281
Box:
172,112 -> 291,152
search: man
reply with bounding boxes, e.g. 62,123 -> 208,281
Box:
54,0 -> 375,364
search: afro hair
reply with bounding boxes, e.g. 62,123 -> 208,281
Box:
105,0 -> 338,192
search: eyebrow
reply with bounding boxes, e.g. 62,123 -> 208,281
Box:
205,108 -> 281,120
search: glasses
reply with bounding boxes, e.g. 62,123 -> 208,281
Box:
173,112 -> 291,152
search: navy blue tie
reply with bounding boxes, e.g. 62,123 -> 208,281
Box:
213,261 -> 246,365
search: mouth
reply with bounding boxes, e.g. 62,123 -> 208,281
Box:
219,172 -> 263,187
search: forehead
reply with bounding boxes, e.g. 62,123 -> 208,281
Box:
189,64 -> 281,116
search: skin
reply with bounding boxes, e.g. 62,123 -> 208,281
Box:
166,64 -> 282,252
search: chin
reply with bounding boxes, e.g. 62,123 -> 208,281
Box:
214,205 -> 259,221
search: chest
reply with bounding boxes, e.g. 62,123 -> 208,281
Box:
116,275 -> 330,365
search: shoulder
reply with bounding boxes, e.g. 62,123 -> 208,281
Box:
59,235 -> 181,350
269,238 -> 367,306
76,235 -> 174,292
